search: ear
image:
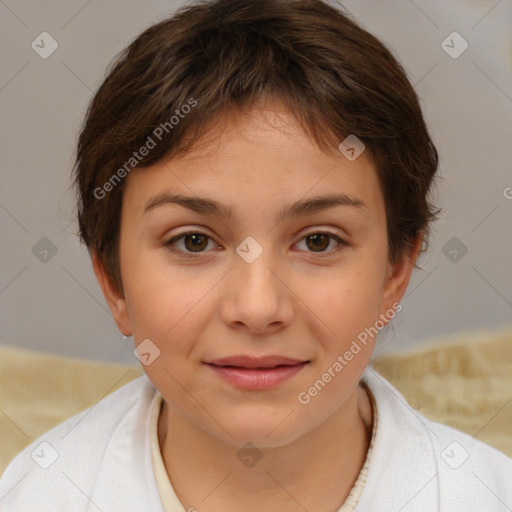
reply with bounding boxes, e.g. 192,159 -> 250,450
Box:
380,231 -> 424,315
91,250 -> 132,336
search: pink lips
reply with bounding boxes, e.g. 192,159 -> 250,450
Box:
204,355 -> 309,390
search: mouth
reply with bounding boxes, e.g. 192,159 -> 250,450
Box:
205,355 -> 309,369
204,355 -> 310,390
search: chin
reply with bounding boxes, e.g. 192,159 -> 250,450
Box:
207,412 -> 307,450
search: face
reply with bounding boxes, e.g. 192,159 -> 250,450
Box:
94,103 -> 418,449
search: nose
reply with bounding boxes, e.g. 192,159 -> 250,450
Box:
220,245 -> 294,334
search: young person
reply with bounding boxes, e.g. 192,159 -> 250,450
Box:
1,0 -> 510,510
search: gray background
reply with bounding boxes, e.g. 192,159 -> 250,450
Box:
1,0 -> 511,365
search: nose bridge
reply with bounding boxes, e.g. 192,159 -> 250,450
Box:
235,234 -> 281,296
224,234 -> 292,330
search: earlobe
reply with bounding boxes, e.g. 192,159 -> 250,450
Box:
91,250 -> 132,336
381,232 -> 424,309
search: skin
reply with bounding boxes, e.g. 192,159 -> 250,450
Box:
93,101 -> 422,512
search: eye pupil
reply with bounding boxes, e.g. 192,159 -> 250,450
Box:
185,234 -> 208,252
307,233 -> 329,252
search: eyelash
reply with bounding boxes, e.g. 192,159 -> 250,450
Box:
164,230 -> 348,259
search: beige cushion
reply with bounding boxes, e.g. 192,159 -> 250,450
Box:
372,328 -> 512,458
1,328 -> 511,474
0,347 -> 143,475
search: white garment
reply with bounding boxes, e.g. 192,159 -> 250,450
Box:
0,367 -> 510,511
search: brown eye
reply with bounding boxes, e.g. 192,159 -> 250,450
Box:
165,231 -> 215,258
296,231 -> 347,256
183,233 -> 208,252
305,233 -> 330,252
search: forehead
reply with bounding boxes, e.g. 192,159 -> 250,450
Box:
121,105 -> 384,224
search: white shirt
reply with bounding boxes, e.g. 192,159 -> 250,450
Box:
0,367 -> 510,511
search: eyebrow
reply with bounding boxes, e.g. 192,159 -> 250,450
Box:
143,192 -> 366,223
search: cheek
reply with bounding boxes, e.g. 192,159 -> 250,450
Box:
123,252 -> 214,347
303,275 -> 384,384
310,267 -> 383,333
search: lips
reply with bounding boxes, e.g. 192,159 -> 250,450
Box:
205,355 -> 308,369
204,355 -> 310,390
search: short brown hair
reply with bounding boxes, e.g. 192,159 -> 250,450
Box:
73,0 -> 440,294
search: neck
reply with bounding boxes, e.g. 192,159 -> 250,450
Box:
158,383 -> 373,512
